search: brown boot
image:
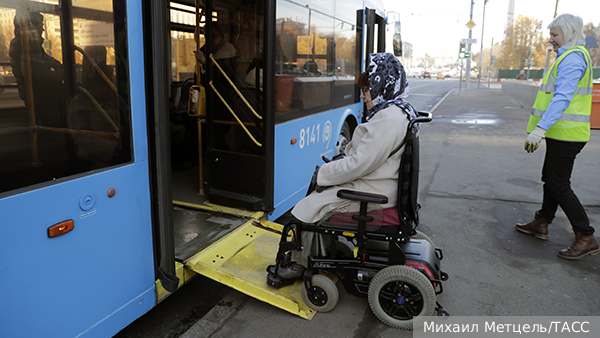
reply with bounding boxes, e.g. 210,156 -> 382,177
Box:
515,212 -> 549,240
558,232 -> 600,260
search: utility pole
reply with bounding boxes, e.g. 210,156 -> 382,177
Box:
488,37 -> 493,88
478,0 -> 488,89
466,0 -> 474,89
543,0 -> 559,76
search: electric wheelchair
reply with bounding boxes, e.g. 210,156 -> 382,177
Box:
267,111 -> 449,329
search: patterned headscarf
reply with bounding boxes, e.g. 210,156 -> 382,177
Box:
365,53 -> 417,121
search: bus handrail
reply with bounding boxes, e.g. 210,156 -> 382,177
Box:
74,45 -> 118,95
209,54 -> 262,120
77,85 -> 120,132
208,80 -> 262,147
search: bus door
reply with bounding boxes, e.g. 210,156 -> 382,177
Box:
200,0 -> 274,213
0,1 -> 156,337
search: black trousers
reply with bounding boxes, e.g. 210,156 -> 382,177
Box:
538,138 -> 594,235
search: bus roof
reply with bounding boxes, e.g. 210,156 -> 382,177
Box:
364,0 -> 386,18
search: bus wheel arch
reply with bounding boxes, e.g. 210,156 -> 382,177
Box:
336,117 -> 357,156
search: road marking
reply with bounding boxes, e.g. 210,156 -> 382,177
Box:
430,88 -> 456,114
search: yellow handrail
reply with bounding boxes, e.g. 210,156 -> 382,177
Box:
77,85 -> 120,132
74,45 -> 118,95
209,80 -> 262,147
209,54 -> 262,120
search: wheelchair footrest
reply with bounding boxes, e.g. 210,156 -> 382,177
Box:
266,265 -> 296,289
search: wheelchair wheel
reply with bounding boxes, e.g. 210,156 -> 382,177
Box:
301,274 -> 339,313
368,265 -> 436,329
412,230 -> 434,247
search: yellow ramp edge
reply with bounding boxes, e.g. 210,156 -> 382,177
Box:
184,219 -> 317,320
173,200 -> 264,219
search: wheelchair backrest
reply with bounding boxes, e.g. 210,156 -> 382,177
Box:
397,111 -> 432,234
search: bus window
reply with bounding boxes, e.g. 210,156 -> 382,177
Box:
170,3 -> 203,82
276,0 -> 335,121
333,18 -> 358,108
0,1 -> 131,194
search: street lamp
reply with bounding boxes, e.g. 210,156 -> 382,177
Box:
478,0 -> 488,89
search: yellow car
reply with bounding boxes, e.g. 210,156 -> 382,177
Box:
436,73 -> 445,79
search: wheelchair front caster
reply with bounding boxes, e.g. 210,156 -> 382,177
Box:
302,274 -> 339,313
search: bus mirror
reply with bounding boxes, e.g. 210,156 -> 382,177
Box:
188,85 -> 206,117
393,33 -> 402,57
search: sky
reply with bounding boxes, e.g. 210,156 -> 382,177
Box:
383,0 -> 600,61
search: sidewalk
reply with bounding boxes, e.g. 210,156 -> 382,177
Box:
182,88 -> 600,338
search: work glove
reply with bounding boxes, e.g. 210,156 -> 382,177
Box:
524,127 -> 546,153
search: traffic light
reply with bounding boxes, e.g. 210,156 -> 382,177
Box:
458,43 -> 470,59
459,43 -> 466,58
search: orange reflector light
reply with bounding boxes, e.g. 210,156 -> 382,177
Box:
48,220 -> 74,238
291,138 -> 297,145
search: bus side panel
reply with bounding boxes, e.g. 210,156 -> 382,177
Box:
0,165 -> 155,338
272,103 -> 361,219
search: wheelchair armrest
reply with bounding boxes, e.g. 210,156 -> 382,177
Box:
337,189 -> 388,204
416,111 -> 433,124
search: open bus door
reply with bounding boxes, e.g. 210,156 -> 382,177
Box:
159,0 -> 383,320
155,0 -> 317,319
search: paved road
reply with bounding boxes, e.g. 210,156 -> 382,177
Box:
184,87 -> 600,337
407,77 -> 458,112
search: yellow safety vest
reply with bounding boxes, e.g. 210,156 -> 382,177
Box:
527,45 -> 593,142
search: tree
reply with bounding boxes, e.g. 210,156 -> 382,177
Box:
471,41 -> 504,75
584,22 -> 600,68
499,15 -> 545,70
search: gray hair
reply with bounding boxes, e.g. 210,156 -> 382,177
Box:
547,13 -> 585,49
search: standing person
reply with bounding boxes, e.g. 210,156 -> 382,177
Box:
193,23 -> 237,82
516,13 -> 598,260
193,23 -> 238,150
9,10 -> 70,167
276,53 -> 417,278
9,10 -> 64,128
515,70 -> 526,80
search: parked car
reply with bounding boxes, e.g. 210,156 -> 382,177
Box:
421,71 -> 431,79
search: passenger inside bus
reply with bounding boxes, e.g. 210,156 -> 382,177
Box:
193,23 -> 240,151
9,9 -> 70,166
274,53 -> 416,278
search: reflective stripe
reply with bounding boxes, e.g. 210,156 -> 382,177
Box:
540,83 -> 554,92
575,87 -> 594,95
538,84 -> 592,95
530,109 -> 590,122
531,109 -> 544,117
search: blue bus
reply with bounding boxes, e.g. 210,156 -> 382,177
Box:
0,0 -> 398,336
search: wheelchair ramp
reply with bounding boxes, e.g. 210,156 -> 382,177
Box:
184,218 -> 317,320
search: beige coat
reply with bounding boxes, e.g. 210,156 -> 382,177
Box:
292,105 -> 410,223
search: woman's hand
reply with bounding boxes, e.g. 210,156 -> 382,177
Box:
194,50 -> 206,64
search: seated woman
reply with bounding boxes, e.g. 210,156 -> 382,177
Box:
277,53 -> 418,278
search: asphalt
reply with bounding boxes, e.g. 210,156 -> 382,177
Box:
180,86 -> 600,338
